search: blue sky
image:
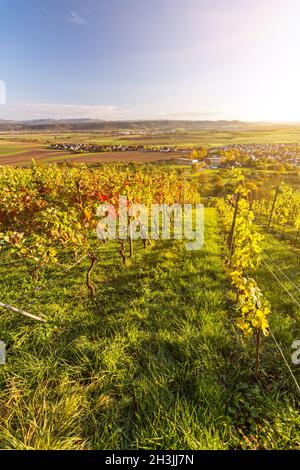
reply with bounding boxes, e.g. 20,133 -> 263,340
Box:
0,0 -> 300,121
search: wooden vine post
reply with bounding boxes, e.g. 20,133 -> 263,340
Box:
255,328 -> 261,377
227,193 -> 240,260
0,302 -> 46,322
267,185 -> 280,232
86,254 -> 97,299
128,214 -> 134,258
294,227 -> 300,248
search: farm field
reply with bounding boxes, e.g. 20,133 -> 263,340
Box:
3,125 -> 300,145
3,124 -> 300,166
124,127 -> 300,146
0,144 -> 180,166
0,139 -> 181,166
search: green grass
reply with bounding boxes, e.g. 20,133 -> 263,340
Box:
255,214 -> 300,254
0,145 -> 32,156
0,209 -> 299,449
254,229 -> 300,348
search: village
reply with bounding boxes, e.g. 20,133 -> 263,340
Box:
196,143 -> 300,169
50,142 -> 181,154
49,142 -> 300,169
217,143 -> 300,166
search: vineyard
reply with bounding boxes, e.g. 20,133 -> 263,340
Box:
0,162 -> 299,449
253,184 -> 300,248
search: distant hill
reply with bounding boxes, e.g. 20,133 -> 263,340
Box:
0,118 -> 297,132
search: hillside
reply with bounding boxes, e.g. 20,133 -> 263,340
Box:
0,119 -> 298,133
0,205 -> 299,449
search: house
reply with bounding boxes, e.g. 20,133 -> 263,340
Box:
206,156 -> 222,168
176,158 -> 198,165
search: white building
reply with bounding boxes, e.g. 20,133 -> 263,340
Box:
176,158 -> 198,165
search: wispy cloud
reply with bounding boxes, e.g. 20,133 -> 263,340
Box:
159,108 -> 235,121
0,103 -> 237,122
0,81 -> 6,105
66,11 -> 86,26
0,102 -> 133,121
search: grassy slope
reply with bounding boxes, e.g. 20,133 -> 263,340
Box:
253,230 -> 300,385
0,209 -> 299,449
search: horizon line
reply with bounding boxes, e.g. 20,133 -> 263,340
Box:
1,117 -> 300,125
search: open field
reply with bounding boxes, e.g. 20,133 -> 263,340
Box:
123,127 -> 300,146
2,125 -> 300,166
1,124 -> 300,167
3,125 -> 300,154
0,140 -> 180,166
0,146 -> 180,166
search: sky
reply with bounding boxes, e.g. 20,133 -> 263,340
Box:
0,0 -> 300,122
